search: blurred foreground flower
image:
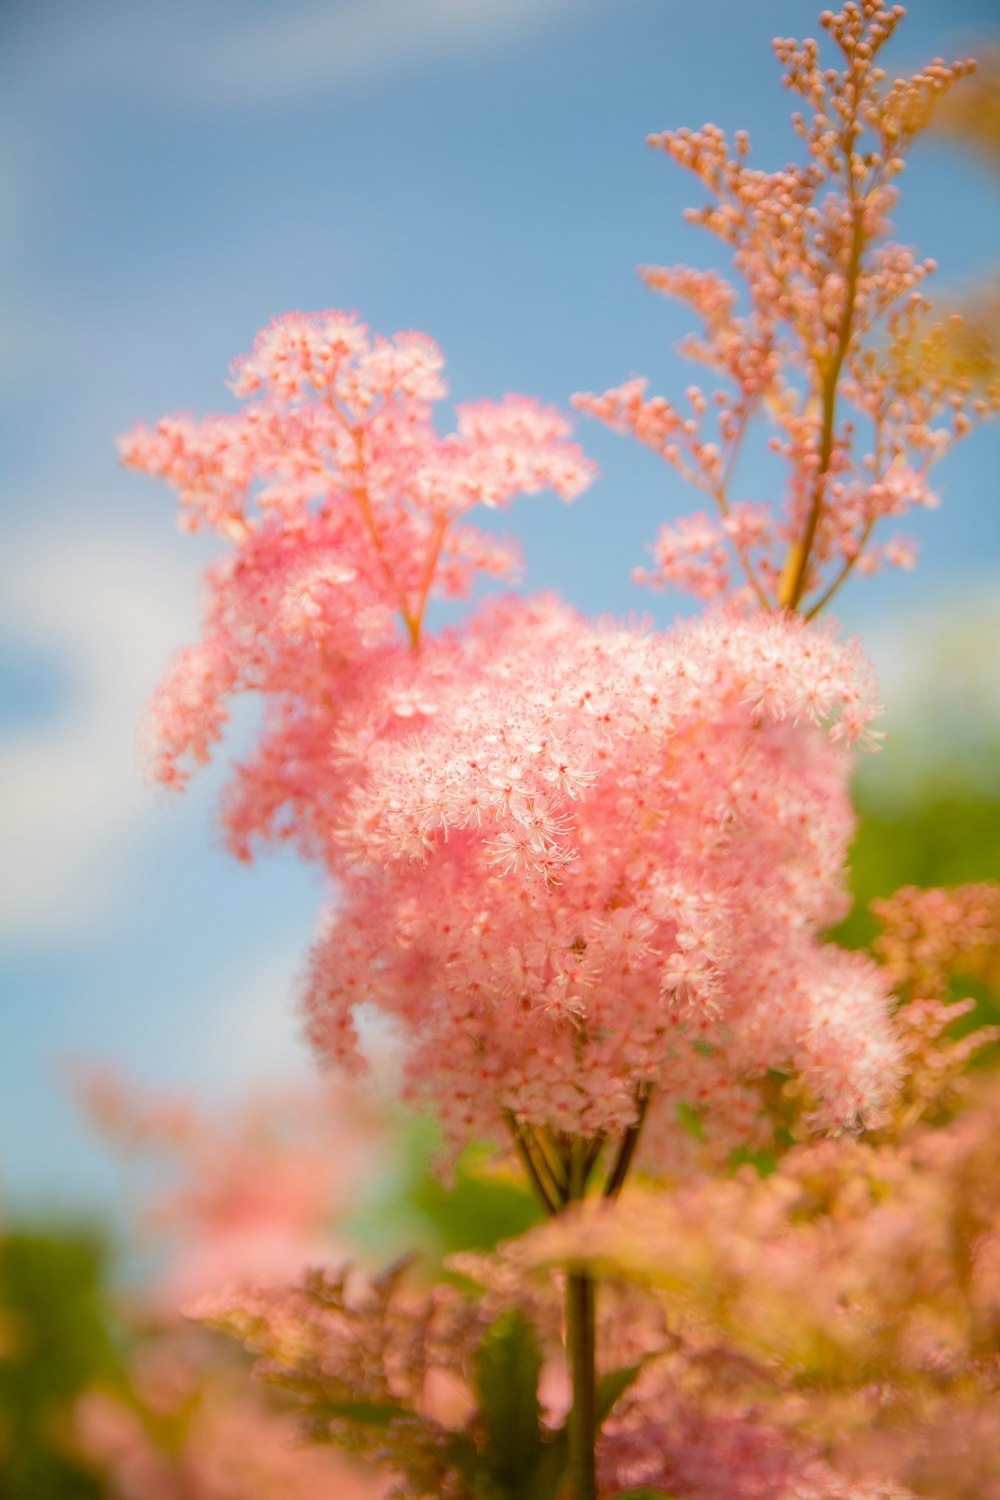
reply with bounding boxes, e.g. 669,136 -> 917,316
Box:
72,1075 -> 391,1499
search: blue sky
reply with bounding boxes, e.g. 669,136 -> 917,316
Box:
2,0 -> 998,1214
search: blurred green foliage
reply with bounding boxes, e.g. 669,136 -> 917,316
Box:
839,789 -> 1000,950
349,1116 -> 541,1272
0,1229 -> 120,1498
837,775 -> 1000,1035
409,1145 -> 542,1260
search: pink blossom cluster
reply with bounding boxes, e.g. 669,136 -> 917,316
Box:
305,598 -> 896,1151
203,1051 -> 1000,1500
78,1070 -> 384,1308
864,883 -> 1000,1128
120,311 -> 592,791
74,1075 -> 392,1500
124,314 -> 900,1163
195,1050 -> 1000,1499
194,1261 -> 487,1466
597,1377 -> 911,1500
575,3 -> 997,612
197,1252 -> 906,1500
117,4 -> 1000,1494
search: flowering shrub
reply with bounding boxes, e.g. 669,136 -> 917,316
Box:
119,4 -> 1000,1498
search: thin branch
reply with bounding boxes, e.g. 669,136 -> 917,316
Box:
603,1085 -> 652,1200
408,515 -> 450,648
502,1111 -> 560,1215
711,400 -> 774,610
804,516 -> 874,619
533,1127 -> 571,1201
779,176 -> 866,610
581,1133 -> 606,1186
804,418 -> 886,618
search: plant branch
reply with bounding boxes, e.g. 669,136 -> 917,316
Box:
603,1085 -> 652,1199
502,1111 -> 560,1216
779,198 -> 866,611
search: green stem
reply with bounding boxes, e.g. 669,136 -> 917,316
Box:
566,1268 -> 598,1500
604,1084 -> 651,1199
502,1112 -> 560,1215
564,1140 -> 597,1500
503,1105 -> 651,1500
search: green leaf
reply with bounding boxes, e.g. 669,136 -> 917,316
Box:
522,1436 -> 569,1500
728,1144 -> 778,1177
413,1146 -> 542,1256
474,1309 -> 544,1483
596,1361 -> 644,1425
469,1310 -> 570,1500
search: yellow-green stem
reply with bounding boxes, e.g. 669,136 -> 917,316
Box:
779,203 -> 866,612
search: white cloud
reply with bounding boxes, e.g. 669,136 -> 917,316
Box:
0,520 -> 202,944
184,0 -> 595,99
10,0 -> 622,108
177,932 -> 316,1093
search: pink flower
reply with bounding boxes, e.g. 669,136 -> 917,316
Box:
304,601 -> 896,1153
123,312 -> 593,794
575,8 -> 990,613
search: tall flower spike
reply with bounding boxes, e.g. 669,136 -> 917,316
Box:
575,4 -> 996,614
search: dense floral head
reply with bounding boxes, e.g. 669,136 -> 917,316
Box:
304,598 -> 896,1155
123,311 -> 897,1168
120,312 -> 593,792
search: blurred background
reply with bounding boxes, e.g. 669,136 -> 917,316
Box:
1,0 -> 998,1490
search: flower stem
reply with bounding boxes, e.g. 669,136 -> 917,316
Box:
503,1107 -> 652,1500
502,1111 -> 560,1215
603,1084 -> 651,1199
778,195 -> 865,611
566,1268 -> 597,1500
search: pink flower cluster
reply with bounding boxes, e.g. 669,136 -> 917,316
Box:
79,1069 -> 384,1309
872,881 -> 1000,999
117,7 -> 1000,1494
120,311 -> 593,791
124,311 -> 900,1166
575,3 -> 997,613
305,599 -> 895,1151
77,1355 -> 383,1500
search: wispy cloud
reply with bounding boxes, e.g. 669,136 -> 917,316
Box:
187,0 -> 597,100
10,0 -> 624,108
0,520 -> 201,944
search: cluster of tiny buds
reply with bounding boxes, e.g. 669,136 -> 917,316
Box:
580,4 -> 991,614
